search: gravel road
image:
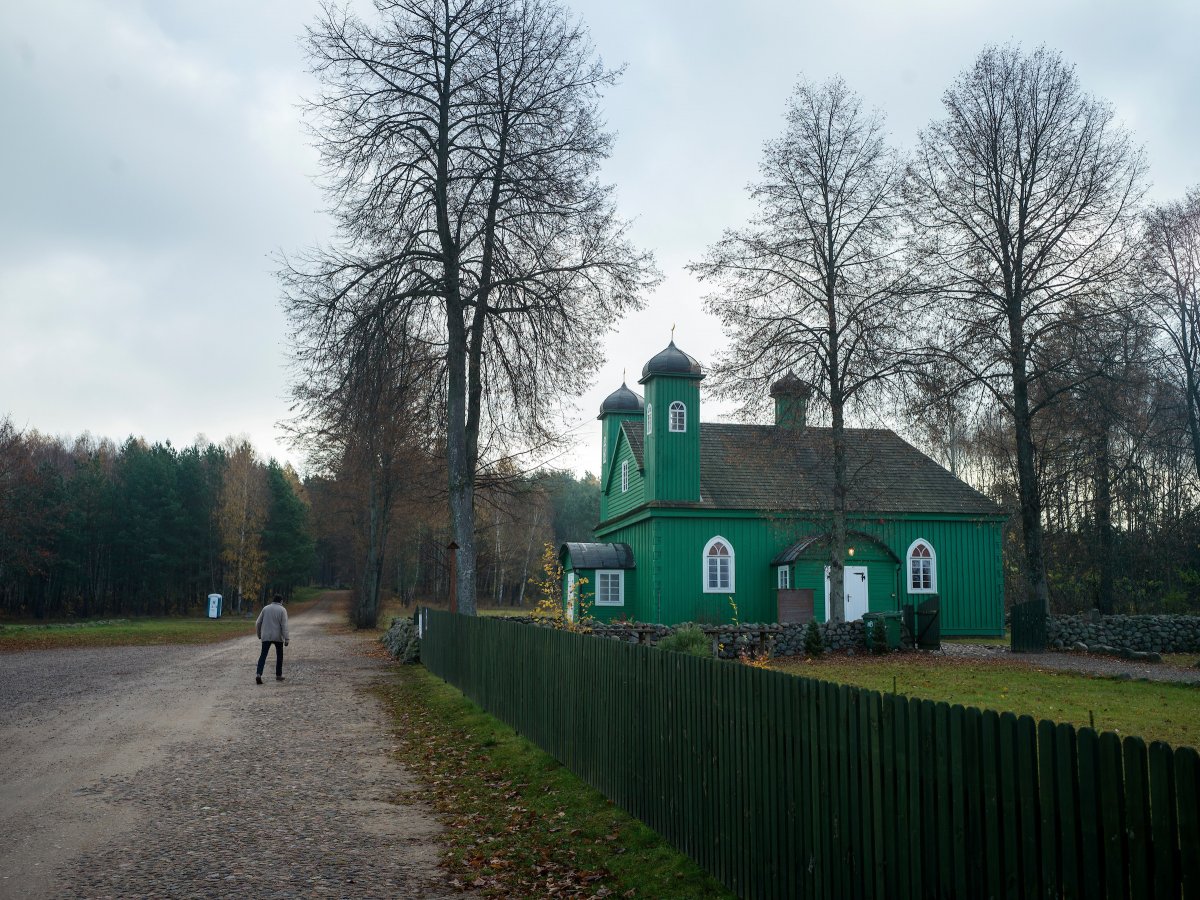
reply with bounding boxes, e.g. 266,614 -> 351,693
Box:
0,600 -> 466,899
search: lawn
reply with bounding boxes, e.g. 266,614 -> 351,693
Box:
377,663 -> 731,898
0,587 -> 327,652
769,653 -> 1200,749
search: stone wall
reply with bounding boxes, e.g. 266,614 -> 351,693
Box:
380,616 -> 421,663
502,615 -> 907,657
1048,613 -> 1200,654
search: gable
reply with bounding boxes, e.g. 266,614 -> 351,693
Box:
620,421 -> 1000,517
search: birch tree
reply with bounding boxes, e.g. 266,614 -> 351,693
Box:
906,44 -> 1147,612
691,76 -> 915,622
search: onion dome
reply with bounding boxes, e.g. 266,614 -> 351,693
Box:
598,382 -> 644,417
640,340 -> 704,382
770,371 -> 812,398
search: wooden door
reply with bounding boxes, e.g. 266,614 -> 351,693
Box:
777,589 -> 814,624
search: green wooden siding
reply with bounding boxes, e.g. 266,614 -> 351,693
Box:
598,510 -> 1005,635
562,520 -> 654,623
603,432 -> 645,521
598,411 -> 641,521
642,374 -> 701,503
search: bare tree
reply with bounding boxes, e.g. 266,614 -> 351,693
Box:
287,0 -> 656,614
284,270 -> 441,627
906,45 -> 1146,612
691,76 -> 916,622
1139,188 -> 1200,478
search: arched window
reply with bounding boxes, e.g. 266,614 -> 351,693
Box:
621,460 -> 629,493
669,400 -> 686,432
907,539 -> 936,593
703,536 -> 735,592
646,403 -> 653,435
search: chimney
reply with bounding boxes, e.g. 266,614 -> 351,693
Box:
770,372 -> 811,429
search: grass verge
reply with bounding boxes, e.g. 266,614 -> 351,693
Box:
377,664 -> 731,898
770,654 -> 1200,749
0,587 -> 331,652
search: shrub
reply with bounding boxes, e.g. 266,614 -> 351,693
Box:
657,625 -> 711,658
803,620 -> 824,656
870,619 -> 888,655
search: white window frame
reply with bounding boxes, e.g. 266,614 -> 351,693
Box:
621,459 -> 629,493
777,566 -> 789,590
906,538 -> 937,594
702,536 -> 735,593
646,402 -> 653,435
669,400 -> 686,432
594,569 -> 625,606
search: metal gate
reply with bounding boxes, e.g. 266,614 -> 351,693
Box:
1010,599 -> 1047,652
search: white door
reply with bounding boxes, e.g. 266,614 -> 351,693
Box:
824,566 -> 870,621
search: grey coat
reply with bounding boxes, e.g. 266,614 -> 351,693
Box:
255,603 -> 290,642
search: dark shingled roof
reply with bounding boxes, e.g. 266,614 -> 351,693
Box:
640,341 -> 704,381
561,542 -> 636,569
620,422 -> 1001,516
598,382 -> 644,418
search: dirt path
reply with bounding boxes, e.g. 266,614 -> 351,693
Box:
0,597 -> 464,899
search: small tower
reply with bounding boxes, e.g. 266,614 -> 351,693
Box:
770,371 -> 811,429
639,340 -> 704,502
597,382 -> 643,520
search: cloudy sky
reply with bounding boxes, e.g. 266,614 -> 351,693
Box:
1,0 -> 1196,477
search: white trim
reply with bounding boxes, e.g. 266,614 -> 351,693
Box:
646,402 -> 653,435
777,566 -> 789,590
702,535 -> 735,593
905,538 -> 937,594
621,459 -> 629,493
594,569 -> 625,606
824,565 -> 870,621
669,400 -> 686,432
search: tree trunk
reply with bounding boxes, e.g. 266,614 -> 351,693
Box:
1009,319 -> 1052,614
1095,423 -> 1114,615
828,397 -> 847,623
357,470 -> 388,629
827,275 -> 846,623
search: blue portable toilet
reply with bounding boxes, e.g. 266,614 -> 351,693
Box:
207,593 -> 223,619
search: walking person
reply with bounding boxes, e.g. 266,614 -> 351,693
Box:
255,595 -> 290,684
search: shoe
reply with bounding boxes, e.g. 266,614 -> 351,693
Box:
276,675 -> 285,681
256,676 -> 263,685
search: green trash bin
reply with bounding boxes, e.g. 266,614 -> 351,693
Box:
879,611 -> 903,650
864,611 -> 903,651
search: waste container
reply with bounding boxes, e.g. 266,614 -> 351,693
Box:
916,595 -> 940,650
878,611 -> 903,649
863,612 -> 902,650
206,593 -> 223,619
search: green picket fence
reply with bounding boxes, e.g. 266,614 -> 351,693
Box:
419,609 -> 1200,900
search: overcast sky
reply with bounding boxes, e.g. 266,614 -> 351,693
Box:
1,0 -> 1196,477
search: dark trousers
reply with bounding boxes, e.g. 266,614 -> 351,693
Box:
256,641 -> 283,677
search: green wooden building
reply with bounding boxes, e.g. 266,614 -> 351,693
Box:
561,341 -> 1007,635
